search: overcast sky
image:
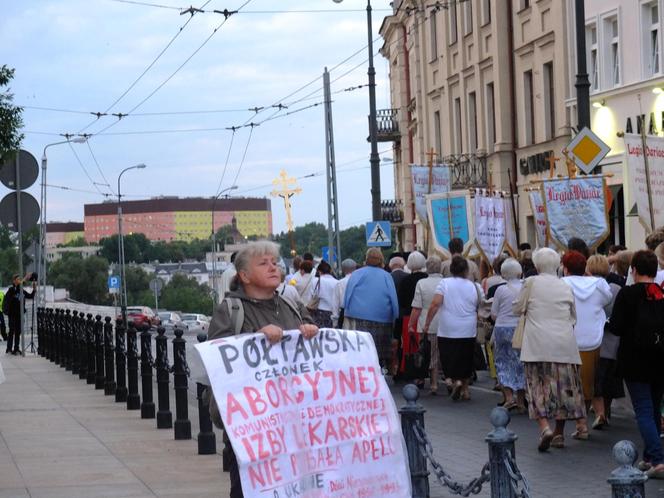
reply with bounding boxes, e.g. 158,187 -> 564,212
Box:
1,0 -> 395,235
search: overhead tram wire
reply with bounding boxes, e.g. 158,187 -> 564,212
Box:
228,124 -> 255,189
67,142 -> 106,195
86,141 -> 114,195
77,1 -> 211,135
108,0 -> 182,10
213,127 -> 237,197
108,1 -> 392,14
87,0 -> 254,138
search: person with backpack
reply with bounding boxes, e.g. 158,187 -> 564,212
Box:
611,249 -> 664,479
4,274 -> 36,355
206,241 -> 318,498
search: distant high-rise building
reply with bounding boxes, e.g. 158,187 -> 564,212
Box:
83,197 -> 272,242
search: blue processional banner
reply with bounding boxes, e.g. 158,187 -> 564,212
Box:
542,176 -> 609,250
426,192 -> 473,258
411,165 -> 451,220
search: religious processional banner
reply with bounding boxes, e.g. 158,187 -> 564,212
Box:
541,176 -> 609,250
473,194 -> 507,263
528,190 -> 549,248
623,134 -> 664,232
426,191 -> 473,259
194,330 -> 411,498
411,165 -> 451,220
504,198 -> 518,255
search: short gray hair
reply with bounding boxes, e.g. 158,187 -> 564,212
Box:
532,247 -> 560,275
341,258 -> 357,274
407,251 -> 426,272
500,258 -> 522,280
425,255 -> 442,274
388,256 -> 405,270
233,240 -> 281,280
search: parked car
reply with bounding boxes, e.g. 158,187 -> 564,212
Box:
158,311 -> 188,332
181,313 -> 210,332
119,306 -> 161,329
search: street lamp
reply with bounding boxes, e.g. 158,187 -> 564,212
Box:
211,185 -> 238,309
117,164 -> 146,324
39,136 -> 87,306
333,0 -> 381,221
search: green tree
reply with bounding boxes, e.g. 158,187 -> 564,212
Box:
124,265 -> 152,305
99,233 -> 151,263
0,65 -> 23,160
339,225 -> 368,263
0,247 -> 17,284
59,236 -> 88,248
48,255 -> 110,304
159,273 -> 213,315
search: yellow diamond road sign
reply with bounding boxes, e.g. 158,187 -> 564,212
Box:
566,126 -> 611,175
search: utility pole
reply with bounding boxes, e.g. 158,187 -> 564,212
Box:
323,68 -> 342,274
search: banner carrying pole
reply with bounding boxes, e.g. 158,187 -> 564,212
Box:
638,94 -> 656,232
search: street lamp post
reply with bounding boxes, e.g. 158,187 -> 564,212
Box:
211,185 -> 238,310
117,164 -> 146,324
333,0 -> 381,221
39,137 -> 87,306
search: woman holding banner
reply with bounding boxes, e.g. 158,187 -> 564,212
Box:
513,248 -> 585,452
207,241 -> 319,498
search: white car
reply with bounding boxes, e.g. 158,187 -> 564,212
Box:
181,313 -> 210,332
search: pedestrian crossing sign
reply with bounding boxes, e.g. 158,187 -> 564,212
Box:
366,221 -> 391,247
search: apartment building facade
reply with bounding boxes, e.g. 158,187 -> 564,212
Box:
381,0 -> 571,250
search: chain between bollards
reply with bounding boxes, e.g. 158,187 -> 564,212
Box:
115,318 -> 128,403
86,314 -> 96,384
77,312 -> 88,380
65,310 -> 74,372
140,324 -> 155,419
126,322 -> 141,410
196,332 -> 216,455
103,316 -> 116,396
154,327 -> 172,429
172,327 -> 191,440
94,316 -> 105,390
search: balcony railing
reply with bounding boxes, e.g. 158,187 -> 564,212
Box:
442,153 -> 488,190
380,199 -> 404,223
371,109 -> 400,142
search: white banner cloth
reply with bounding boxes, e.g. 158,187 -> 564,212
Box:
474,195 -> 507,262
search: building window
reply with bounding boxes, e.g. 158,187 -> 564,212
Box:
433,110 -> 442,158
643,1 -> 661,77
430,10 -> 438,61
524,70 -> 535,145
543,62 -> 555,140
463,0 -> 473,35
468,91 -> 478,151
586,24 -> 599,91
449,1 -> 458,44
453,97 -> 463,153
482,0 -> 491,25
603,16 -> 620,87
485,82 -> 496,154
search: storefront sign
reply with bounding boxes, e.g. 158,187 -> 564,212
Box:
623,134 -> 664,232
426,191 -> 473,258
542,177 -> 609,250
474,195 -> 507,262
195,330 -> 411,498
411,165 -> 451,220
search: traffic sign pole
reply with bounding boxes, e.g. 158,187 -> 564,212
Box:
15,154 -> 25,355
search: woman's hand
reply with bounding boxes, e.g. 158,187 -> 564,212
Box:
299,323 -> 319,340
259,324 -> 284,344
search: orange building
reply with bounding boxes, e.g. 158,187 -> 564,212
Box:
84,197 -> 272,242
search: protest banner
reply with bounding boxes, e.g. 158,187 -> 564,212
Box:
426,191 -> 474,259
542,176 -> 609,250
195,329 -> 411,498
503,197 -> 518,255
623,134 -> 664,232
473,194 -> 507,263
528,189 -> 549,248
411,165 -> 451,220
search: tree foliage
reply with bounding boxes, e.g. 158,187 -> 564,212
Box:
48,255 -> 111,304
99,233 -> 210,264
158,273 -> 213,315
273,222 -> 369,264
0,65 -> 23,160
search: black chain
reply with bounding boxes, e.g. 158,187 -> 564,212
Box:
115,335 -> 126,357
144,345 -> 155,368
176,349 -> 191,377
413,420 -> 490,496
503,451 -> 531,498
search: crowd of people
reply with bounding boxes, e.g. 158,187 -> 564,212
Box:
207,227 -> 664,496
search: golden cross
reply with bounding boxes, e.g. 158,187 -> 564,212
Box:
270,169 -> 302,233
546,153 -> 561,179
425,148 -> 437,168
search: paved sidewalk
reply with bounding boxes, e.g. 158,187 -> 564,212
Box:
0,354 -> 229,498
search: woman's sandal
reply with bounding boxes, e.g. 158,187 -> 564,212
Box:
450,382 -> 463,401
571,429 -> 590,440
551,435 -> 565,449
591,415 -> 608,430
538,428 -> 554,452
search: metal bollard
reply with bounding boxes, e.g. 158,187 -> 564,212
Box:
486,408 -> 519,498
68,310 -> 76,371
399,385 -> 430,498
126,322 -> 141,410
58,309 -> 66,367
196,332 -> 216,455
115,319 -> 128,403
155,327 -> 173,429
94,316 -> 105,389
78,312 -> 88,381
172,328 -> 192,440
103,317 -> 116,396
140,325 -> 155,419
45,309 -> 53,361
55,309 -> 63,366
36,307 -> 43,356
86,314 -> 96,384
608,440 -> 647,497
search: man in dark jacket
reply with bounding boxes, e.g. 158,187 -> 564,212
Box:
4,274 -> 35,355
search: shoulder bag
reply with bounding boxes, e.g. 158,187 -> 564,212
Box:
306,278 -> 321,311
512,279 -> 533,350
